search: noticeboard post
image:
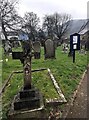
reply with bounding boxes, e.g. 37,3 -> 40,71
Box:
70,33 -> 80,63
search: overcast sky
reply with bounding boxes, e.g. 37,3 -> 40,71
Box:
18,0 -> 88,21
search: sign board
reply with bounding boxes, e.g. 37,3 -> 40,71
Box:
73,44 -> 77,49
70,33 -> 80,63
70,33 -> 80,51
73,36 -> 78,44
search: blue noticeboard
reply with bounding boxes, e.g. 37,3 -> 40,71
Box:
70,33 -> 80,51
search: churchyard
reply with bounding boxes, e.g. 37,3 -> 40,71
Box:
1,43 -> 87,119
1,0 -> 89,119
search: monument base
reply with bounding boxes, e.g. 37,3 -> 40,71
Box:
8,86 -> 44,119
8,106 -> 45,119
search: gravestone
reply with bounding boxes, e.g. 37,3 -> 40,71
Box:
4,41 -> 12,55
85,40 -> 89,51
8,40 -> 44,119
33,41 -> 41,59
44,39 -> 55,59
13,41 -> 21,48
62,43 -> 69,53
79,49 -> 86,54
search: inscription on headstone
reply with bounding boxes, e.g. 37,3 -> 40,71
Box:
44,39 -> 55,59
24,60 -> 31,89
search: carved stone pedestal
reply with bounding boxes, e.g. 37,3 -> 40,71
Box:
8,87 -> 44,119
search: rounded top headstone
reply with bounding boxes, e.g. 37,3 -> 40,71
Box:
33,41 -> 41,52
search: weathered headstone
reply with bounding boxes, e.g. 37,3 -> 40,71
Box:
79,49 -> 86,54
62,43 -> 69,53
4,41 -> 12,55
85,40 -> 89,51
13,41 -> 21,48
8,40 -> 44,119
33,41 -> 41,59
44,39 -> 55,59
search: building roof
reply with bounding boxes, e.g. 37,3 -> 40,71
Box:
79,28 -> 89,35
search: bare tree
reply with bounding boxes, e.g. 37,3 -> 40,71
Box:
42,13 -> 71,42
53,13 -> 71,40
0,0 -> 22,41
78,19 -> 89,33
42,15 -> 55,39
21,12 -> 40,41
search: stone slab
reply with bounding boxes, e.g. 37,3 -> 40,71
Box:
8,97 -> 44,119
19,87 -> 39,99
13,89 -> 41,110
19,89 -> 36,99
8,107 -> 45,119
8,87 -> 44,119
14,97 -> 40,110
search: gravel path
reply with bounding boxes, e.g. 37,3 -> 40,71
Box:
44,71 -> 88,120
66,68 -> 88,119
67,73 -> 87,118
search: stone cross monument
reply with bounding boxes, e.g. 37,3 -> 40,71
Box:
12,40 -> 32,89
9,40 -> 44,116
22,41 -> 32,89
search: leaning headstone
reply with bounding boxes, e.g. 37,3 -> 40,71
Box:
33,41 -> 41,59
44,39 -> 55,59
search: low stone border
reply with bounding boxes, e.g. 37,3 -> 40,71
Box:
0,68 -> 47,96
71,69 -> 87,105
0,70 -> 23,96
47,68 -> 67,105
1,68 -> 67,105
61,69 -> 87,119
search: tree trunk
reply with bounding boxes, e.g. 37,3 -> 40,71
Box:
1,21 -> 9,54
1,21 -> 8,41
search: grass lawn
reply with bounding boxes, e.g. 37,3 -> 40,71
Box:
1,46 -> 87,119
0,45 -> 2,87
0,45 -> 2,120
